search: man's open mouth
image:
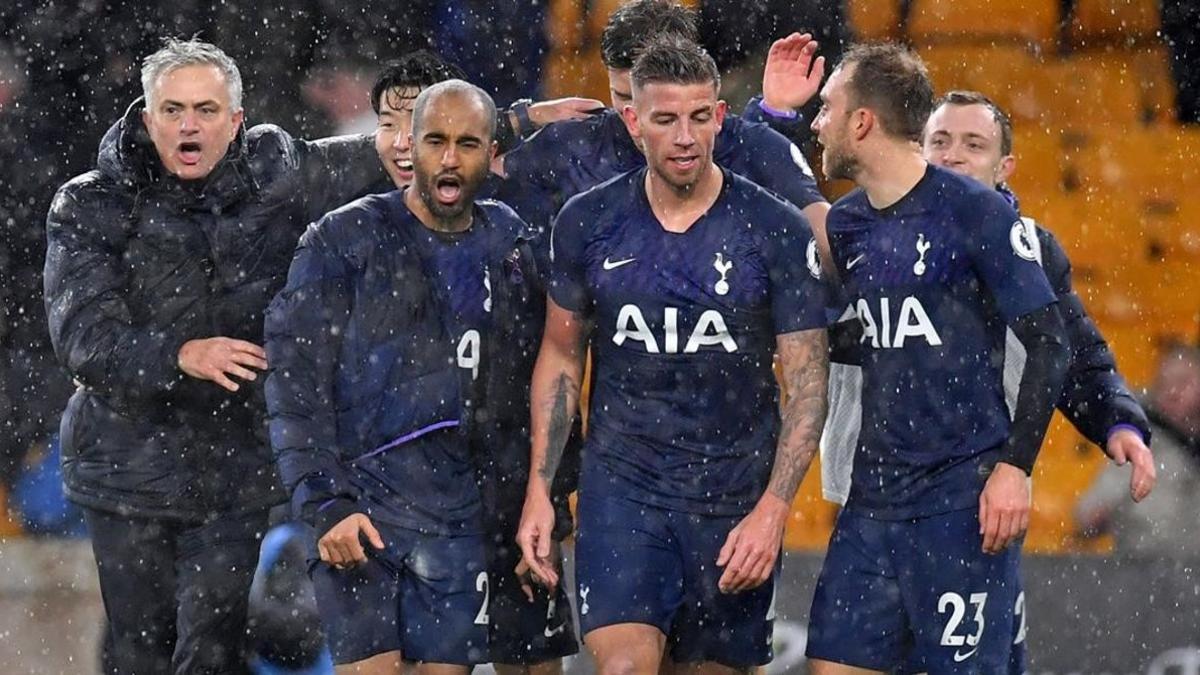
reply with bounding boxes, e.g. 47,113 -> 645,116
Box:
179,142 -> 203,165
434,175 -> 462,204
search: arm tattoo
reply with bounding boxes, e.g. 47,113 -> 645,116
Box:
767,328 -> 830,503
538,373 -> 577,483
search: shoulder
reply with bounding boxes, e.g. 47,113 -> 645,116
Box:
48,171 -> 129,237
728,172 -> 806,223
559,168 -> 640,221
932,167 -> 1012,217
826,188 -> 870,230
477,198 -> 531,238
304,191 -> 400,251
244,123 -> 302,175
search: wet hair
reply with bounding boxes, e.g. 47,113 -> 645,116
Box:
836,42 -> 934,143
411,79 -> 498,142
631,38 -> 720,92
601,0 -> 699,70
370,50 -> 466,114
142,37 -> 242,110
935,90 -> 1014,156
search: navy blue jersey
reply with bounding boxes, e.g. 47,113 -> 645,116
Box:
503,110 -> 825,216
267,189 -> 535,537
827,165 -> 1056,520
411,223 -> 493,384
550,168 -> 828,515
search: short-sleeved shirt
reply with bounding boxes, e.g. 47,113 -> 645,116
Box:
504,110 -> 825,215
550,167 -> 828,515
826,164 -> 1056,520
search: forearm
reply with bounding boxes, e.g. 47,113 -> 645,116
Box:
1055,291 -> 1150,445
528,346 -> 584,494
1003,304 -> 1071,473
766,328 -> 830,503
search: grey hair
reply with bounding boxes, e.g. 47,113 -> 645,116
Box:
141,37 -> 243,110
411,79 -> 497,141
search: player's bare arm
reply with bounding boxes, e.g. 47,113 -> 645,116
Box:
517,298 -> 591,588
718,327 -> 829,594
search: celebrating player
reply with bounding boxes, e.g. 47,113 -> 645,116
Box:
517,38 -> 830,671
494,0 -> 830,249
922,90 -> 1156,502
265,80 -> 543,673
805,44 -> 1070,673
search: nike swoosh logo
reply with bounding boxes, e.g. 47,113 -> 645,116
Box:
953,647 -> 978,663
603,257 -> 636,270
544,623 -> 566,638
846,254 -> 866,270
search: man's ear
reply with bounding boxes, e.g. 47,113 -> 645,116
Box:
231,108 -> 245,139
620,103 -> 641,144
715,99 -> 728,127
996,153 -> 1016,185
852,108 -> 873,142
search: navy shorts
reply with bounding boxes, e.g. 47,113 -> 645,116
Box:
575,491 -> 776,667
310,522 -> 488,665
486,535 -> 578,665
806,507 -> 1024,673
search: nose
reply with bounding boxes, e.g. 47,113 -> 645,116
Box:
180,111 -> 199,134
441,143 -> 461,169
675,120 -> 696,147
393,130 -> 409,152
941,143 -> 965,166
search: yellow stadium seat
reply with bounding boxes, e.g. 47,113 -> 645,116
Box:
1047,46 -> 1176,129
1027,413 -> 1108,553
783,457 -> 839,552
1069,0 -> 1161,45
907,0 -> 1061,49
848,0 -> 903,40
917,44 -> 1055,124
1007,126 -> 1067,197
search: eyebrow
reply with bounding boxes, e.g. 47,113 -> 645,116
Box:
161,98 -> 220,109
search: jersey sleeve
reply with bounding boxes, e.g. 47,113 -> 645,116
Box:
546,195 -> 592,314
961,189 -> 1057,322
765,203 -> 830,333
501,122 -> 574,194
738,122 -> 826,209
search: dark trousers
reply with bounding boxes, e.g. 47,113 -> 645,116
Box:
84,506 -> 270,675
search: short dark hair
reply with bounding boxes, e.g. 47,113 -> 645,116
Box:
601,0 -> 698,70
837,43 -> 934,143
411,79 -> 498,142
370,50 -> 466,114
631,38 -> 720,92
936,90 -> 1014,156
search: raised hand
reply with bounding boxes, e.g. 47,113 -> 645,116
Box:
762,32 -> 826,114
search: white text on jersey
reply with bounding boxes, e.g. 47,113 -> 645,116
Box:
856,297 -> 943,349
612,305 -> 739,353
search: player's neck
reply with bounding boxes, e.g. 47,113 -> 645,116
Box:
858,149 -> 929,211
644,162 -> 723,234
404,186 -> 474,234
